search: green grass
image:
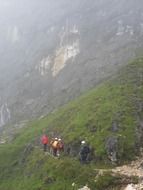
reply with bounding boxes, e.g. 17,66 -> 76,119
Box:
0,58 -> 143,189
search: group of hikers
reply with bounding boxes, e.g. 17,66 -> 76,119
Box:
41,134 -> 64,157
41,134 -> 91,164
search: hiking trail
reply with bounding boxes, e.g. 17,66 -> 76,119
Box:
112,154 -> 143,190
95,153 -> 143,190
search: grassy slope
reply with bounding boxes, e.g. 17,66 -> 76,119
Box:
0,58 -> 143,189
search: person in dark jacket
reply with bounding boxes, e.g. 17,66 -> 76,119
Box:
41,134 -> 49,152
79,141 -> 90,164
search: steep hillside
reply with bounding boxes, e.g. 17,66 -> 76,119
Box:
1,0 -> 143,126
0,58 -> 143,190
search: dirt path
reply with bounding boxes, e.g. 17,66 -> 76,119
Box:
112,156 -> 143,190
94,155 -> 143,189
112,156 -> 143,177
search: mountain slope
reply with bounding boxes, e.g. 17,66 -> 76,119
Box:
0,58 -> 143,189
1,0 -> 143,126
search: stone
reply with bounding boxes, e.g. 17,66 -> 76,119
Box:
78,185 -> 90,190
124,184 -> 136,190
105,136 -> 118,163
111,121 -> 119,132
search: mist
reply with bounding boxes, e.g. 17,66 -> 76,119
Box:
0,0 -> 143,127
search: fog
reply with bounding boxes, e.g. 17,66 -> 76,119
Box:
0,0 -> 143,127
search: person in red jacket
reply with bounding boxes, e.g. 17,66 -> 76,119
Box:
41,134 -> 49,152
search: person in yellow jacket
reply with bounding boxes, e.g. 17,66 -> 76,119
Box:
50,137 -> 59,156
50,138 -> 64,157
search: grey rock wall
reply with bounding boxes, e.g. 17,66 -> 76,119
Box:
0,0 -> 143,126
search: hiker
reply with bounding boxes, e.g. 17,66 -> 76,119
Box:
50,137 -> 59,156
79,141 -> 90,164
41,134 -> 49,152
57,138 -> 64,156
50,138 -> 64,157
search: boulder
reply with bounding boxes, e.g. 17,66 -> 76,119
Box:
78,185 -> 90,190
124,184 -> 136,190
105,136 -> 118,163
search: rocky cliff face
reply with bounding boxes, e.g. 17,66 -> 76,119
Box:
0,0 -> 143,126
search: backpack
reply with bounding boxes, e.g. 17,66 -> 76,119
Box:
58,141 -> 64,149
52,140 -> 58,148
80,146 -> 90,155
